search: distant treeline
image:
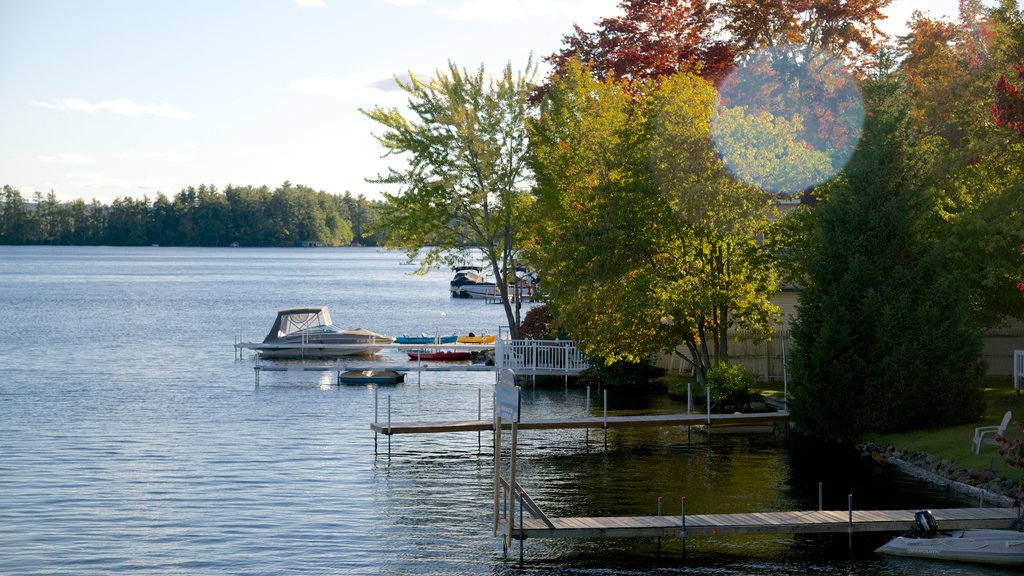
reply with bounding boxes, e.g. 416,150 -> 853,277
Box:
0,182 -> 385,247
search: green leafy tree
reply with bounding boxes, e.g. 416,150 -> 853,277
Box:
528,61 -> 782,385
362,60 -> 537,336
788,77 -> 985,442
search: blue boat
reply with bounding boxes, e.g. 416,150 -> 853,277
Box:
394,334 -> 458,345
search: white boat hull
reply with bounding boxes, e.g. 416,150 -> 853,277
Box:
876,529 -> 1024,565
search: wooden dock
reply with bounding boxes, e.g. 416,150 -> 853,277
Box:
370,411 -> 789,435
499,507 -> 1020,540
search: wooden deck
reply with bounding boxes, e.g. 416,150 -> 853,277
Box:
499,507 -> 1021,539
370,411 -> 789,434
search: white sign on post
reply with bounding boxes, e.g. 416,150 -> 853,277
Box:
495,368 -> 520,423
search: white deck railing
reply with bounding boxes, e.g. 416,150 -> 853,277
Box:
495,339 -> 589,375
1015,350 -> 1024,391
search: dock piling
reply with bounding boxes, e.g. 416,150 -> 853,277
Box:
848,493 -> 853,550
681,496 -> 687,559
603,389 -> 608,449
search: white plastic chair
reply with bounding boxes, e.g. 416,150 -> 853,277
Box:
973,411 -> 1012,454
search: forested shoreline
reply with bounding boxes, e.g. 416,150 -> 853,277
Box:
0,182 -> 384,247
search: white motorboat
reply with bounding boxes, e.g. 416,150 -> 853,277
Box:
875,510 -> 1024,566
449,266 -> 536,300
246,306 -> 392,359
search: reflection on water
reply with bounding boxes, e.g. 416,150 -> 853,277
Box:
0,246 -> 1016,575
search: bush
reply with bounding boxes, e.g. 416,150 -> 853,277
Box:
706,362 -> 756,408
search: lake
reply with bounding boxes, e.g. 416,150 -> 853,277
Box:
0,246 -> 1015,575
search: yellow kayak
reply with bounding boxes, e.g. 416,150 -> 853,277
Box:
457,334 -> 495,344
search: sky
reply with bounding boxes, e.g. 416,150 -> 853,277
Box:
0,0 -> 971,205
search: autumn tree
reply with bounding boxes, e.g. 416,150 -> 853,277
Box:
528,60 -> 782,384
362,61 -> 537,336
994,63 -> 1024,136
546,0 -> 734,83
897,1 -> 1024,326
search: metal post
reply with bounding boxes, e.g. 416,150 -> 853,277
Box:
781,326 -> 789,412
680,496 -> 687,558
657,496 -> 663,554
586,385 -> 590,446
519,489 -> 525,564
478,388 -> 482,454
507,422 -> 518,548
847,493 -> 853,550
493,415 -> 502,536
603,389 -> 608,449
387,395 -> 392,458
818,482 -> 823,511
374,386 -> 379,455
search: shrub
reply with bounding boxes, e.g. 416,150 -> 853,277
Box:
707,362 -> 756,408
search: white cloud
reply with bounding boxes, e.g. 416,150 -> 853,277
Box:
294,0 -> 326,6
288,71 -> 427,98
67,172 -> 174,191
29,98 -> 192,118
114,150 -> 199,162
381,0 -> 425,6
36,153 -> 96,164
439,0 -> 617,22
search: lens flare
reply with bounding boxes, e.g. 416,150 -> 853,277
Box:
711,45 -> 865,196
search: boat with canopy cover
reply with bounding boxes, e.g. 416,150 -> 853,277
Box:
247,306 -> 392,359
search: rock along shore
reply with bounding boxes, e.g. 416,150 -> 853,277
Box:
860,442 -> 1019,507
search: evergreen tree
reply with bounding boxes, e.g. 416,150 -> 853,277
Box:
789,77 -> 985,442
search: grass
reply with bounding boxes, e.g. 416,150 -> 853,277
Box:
669,375 -> 1024,486
868,383 -> 1024,485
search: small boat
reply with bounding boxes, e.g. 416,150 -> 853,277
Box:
456,334 -> 495,344
247,306 -> 391,359
875,510 -> 1024,566
394,334 -> 458,345
449,266 -> 536,300
336,370 -> 405,385
407,350 -> 472,361
450,266 -> 496,298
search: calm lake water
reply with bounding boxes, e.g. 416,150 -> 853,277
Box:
0,246 -> 1016,575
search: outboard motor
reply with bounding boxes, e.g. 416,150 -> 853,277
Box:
914,510 -> 939,537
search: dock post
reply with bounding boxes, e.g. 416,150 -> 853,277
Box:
680,496 -> 687,559
585,386 -> 590,446
478,388 -> 482,454
519,488 -> 525,564
847,493 -> 853,550
374,386 -> 379,455
603,389 -> 608,450
507,421 -> 519,548
657,496 -> 663,554
387,395 -> 392,458
819,482 -> 823,511
492,415 -> 502,536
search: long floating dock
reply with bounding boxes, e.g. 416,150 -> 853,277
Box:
256,363 -> 496,373
500,507 -> 1020,539
370,411 -> 789,435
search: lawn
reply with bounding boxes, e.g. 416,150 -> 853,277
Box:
868,382 -> 1024,485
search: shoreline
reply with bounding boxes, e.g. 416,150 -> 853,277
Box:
861,442 -> 1018,508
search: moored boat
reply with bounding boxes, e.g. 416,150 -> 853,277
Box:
336,370 -> 405,385
246,306 -> 391,359
456,333 -> 495,344
449,266 -> 536,300
407,350 -> 472,361
875,510 -> 1024,566
394,334 -> 458,345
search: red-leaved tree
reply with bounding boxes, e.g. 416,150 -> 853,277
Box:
546,0 -> 735,84
993,63 -> 1024,137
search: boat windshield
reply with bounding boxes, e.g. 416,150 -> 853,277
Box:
263,307 -> 334,341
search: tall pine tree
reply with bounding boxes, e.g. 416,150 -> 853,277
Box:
788,76 -> 985,442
